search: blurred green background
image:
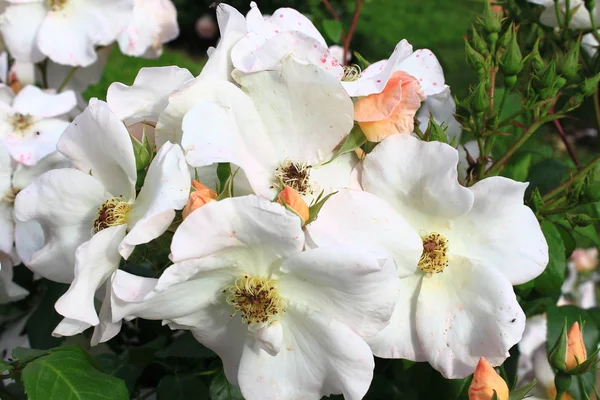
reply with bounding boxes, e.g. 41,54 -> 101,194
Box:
85,0 -> 479,100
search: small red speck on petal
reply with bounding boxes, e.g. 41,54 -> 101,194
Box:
433,82 -> 437,86
274,29 -> 279,33
416,54 -> 420,58
313,44 -> 317,48
376,79 -> 381,83
320,58 -> 327,63
280,13 -> 284,17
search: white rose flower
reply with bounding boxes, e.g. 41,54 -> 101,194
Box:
528,0 -> 599,29
14,99 -> 191,341
111,195 -> 401,400
0,0 -> 134,66
307,134 -> 549,378
0,85 -> 76,166
178,56 -> 356,204
118,0 -> 179,59
0,252 -> 28,304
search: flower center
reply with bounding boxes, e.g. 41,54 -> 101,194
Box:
92,197 -> 130,234
46,0 -> 68,11
274,160 -> 313,195
418,232 -> 449,274
10,113 -> 35,133
2,187 -> 20,205
225,275 -> 286,325
342,65 -> 361,82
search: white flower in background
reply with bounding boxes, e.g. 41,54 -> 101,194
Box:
0,143 -> 69,266
196,14 -> 218,39
14,99 -> 190,340
582,32 -> 600,57
528,0 -> 599,29
0,52 -> 35,95
118,0 -> 179,59
231,2 -> 344,79
307,134 -> 549,378
0,252 -> 28,304
111,195 -> 400,400
329,45 -> 351,65
0,86 -> 76,166
0,0 -> 134,66
179,57 -> 355,203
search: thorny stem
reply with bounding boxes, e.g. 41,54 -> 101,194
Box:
542,154 -> 600,201
343,0 -> 364,65
549,105 -> 580,168
321,0 -> 341,22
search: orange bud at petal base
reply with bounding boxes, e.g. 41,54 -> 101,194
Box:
182,180 -> 218,219
277,186 -> 309,222
468,358 -> 509,400
566,322 -> 587,370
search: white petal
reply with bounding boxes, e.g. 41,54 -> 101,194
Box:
254,322 -> 283,357
308,152 -> 358,204
5,118 -> 69,166
0,202 -> 13,256
450,177 -> 548,285
54,224 -> 126,326
120,142 -> 190,259
12,85 -> 76,118
52,318 -> 92,337
198,4 -> 246,82
46,46 -> 111,94
11,150 -> 70,190
279,245 -> 400,338
234,57 -> 353,165
342,39 -> 414,97
237,307 -> 374,400
306,189 -> 421,278
416,257 -> 525,378
396,48 -> 446,96
170,196 -> 304,270
14,168 -> 109,283
0,253 -> 28,304
107,66 -> 193,125
362,134 -> 474,229
0,3 -> 46,63
367,273 -> 427,360
14,220 -> 44,266
57,99 -> 137,200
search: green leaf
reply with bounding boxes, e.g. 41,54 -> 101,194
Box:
216,163 -> 232,193
326,126 -> 366,164
533,221 -> 566,296
95,352 -> 141,394
156,332 -> 216,359
0,358 -> 12,374
209,371 -> 243,400
157,374 -> 208,400
501,152 -> 531,182
12,348 -> 49,364
509,379 -> 536,400
322,19 -> 343,43
21,346 -> 128,400
305,190 -> 338,225
26,281 -> 68,349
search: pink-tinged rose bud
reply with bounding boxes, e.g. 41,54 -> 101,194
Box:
468,358 -> 509,400
566,322 -> 587,370
354,71 -> 426,142
182,180 -> 218,219
196,14 -> 218,39
127,122 -> 156,149
277,186 -> 309,222
571,248 -> 598,272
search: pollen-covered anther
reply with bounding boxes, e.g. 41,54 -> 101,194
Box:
92,197 -> 130,234
2,187 -> 20,205
9,113 -> 35,133
225,275 -> 286,325
342,64 -> 361,82
274,160 -> 313,195
47,0 -> 68,11
418,232 -> 449,274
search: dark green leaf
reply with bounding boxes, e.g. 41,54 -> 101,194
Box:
326,126 -> 366,164
157,374 -> 208,400
509,379 -> 536,400
22,346 -> 128,400
95,352 -> 141,394
556,223 -> 576,259
11,348 -> 48,364
0,358 -> 12,374
210,371 -> 243,400
533,221 -> 566,296
26,281 -> 68,349
216,163 -> 232,194
501,152 -> 531,182
156,332 -> 216,359
322,19 -> 343,43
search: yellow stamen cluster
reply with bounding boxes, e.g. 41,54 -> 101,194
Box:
47,0 -> 68,11
342,65 -> 361,82
274,160 -> 313,195
2,187 -> 20,205
418,232 -> 449,274
224,275 -> 286,325
9,113 -> 34,133
92,197 -> 130,234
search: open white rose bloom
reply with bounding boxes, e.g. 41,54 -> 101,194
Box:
0,1 -> 557,398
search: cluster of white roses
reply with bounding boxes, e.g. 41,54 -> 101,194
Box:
1,2 -> 550,399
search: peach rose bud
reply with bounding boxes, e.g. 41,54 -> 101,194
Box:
571,248 -> 598,272
354,71 -> 426,142
468,358 -> 509,400
566,322 -> 587,370
277,186 -> 309,223
182,180 -> 218,219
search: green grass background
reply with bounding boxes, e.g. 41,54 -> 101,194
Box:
85,0 -> 479,100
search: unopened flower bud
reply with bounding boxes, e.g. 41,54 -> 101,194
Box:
501,29 -> 523,76
468,358 -> 509,400
582,72 -> 600,96
585,0 -> 596,12
559,41 -> 581,81
182,180 -> 218,219
277,186 -> 309,222
498,27 -> 513,51
424,116 -> 448,143
567,213 -> 595,228
566,322 -> 587,370
482,0 -> 502,34
539,60 -> 558,89
528,39 -> 545,72
571,248 -> 598,272
465,39 -> 487,73
471,27 -> 489,56
472,82 -> 489,114
504,75 -> 517,89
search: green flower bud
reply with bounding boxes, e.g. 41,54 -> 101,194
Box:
528,39 -> 545,72
585,0 -> 596,12
472,81 -> 489,114
501,29 -> 523,76
582,72 -> 600,96
583,181 -> 600,202
424,116 -> 448,143
471,27 -> 489,56
504,75 -> 518,89
455,98 -> 471,122
567,213 -> 595,227
538,59 -> 558,88
559,39 -> 581,81
529,187 -> 545,212
465,39 -> 487,72
548,320 -> 569,372
498,27 -> 513,51
481,0 -> 502,33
